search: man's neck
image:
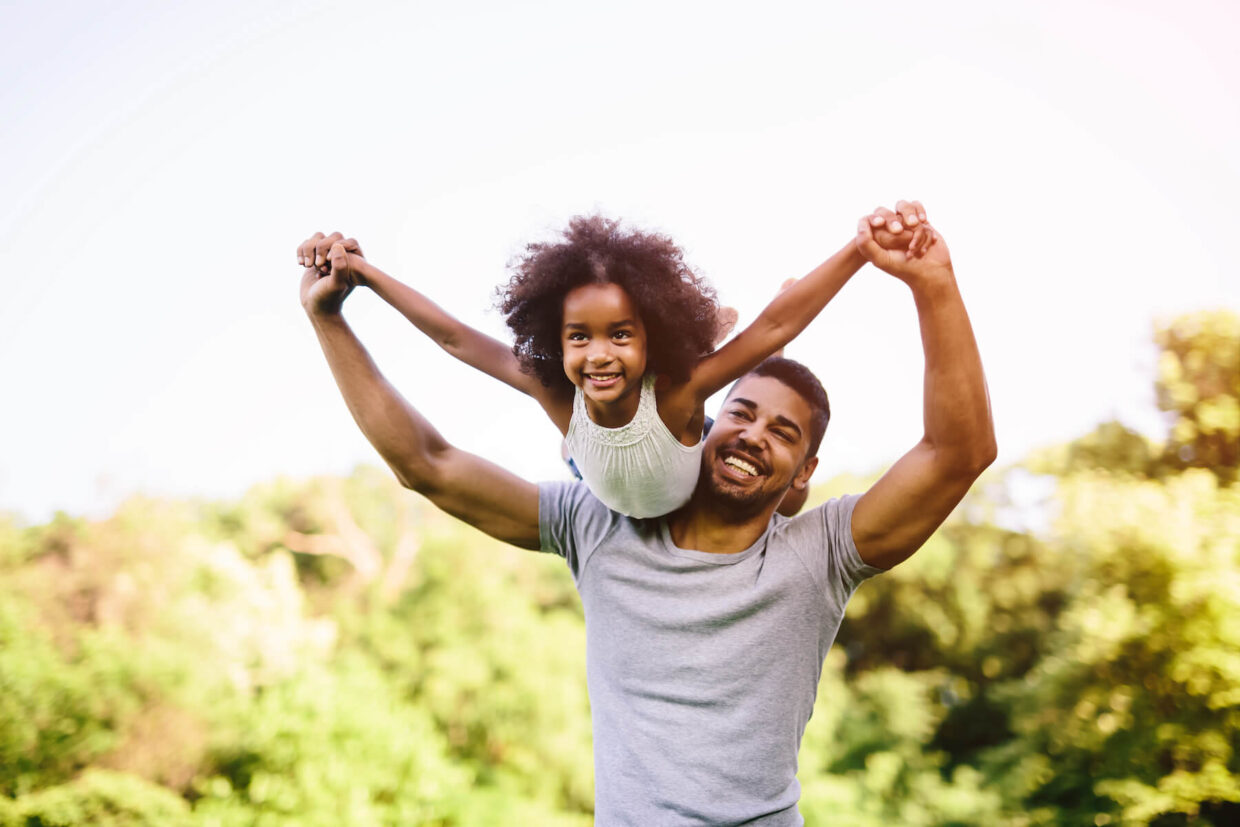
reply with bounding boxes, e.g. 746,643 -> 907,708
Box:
666,496 -> 780,555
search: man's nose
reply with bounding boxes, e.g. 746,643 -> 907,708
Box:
736,423 -> 766,451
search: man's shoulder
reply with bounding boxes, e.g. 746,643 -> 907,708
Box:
539,479 -> 614,519
539,479 -> 634,541
767,493 -> 882,590
768,493 -> 862,544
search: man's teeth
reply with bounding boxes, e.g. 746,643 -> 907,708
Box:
724,456 -> 759,476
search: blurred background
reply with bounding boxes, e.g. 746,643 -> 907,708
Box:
1,0 -> 1236,824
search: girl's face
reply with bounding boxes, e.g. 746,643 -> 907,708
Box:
561,282 -> 648,418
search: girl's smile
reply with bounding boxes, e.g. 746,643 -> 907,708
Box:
561,282 -> 648,426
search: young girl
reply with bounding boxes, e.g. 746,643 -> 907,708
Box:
319,214 -> 903,517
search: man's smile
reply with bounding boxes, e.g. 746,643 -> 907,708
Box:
719,449 -> 766,480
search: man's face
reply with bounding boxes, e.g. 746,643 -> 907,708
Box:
700,375 -> 818,516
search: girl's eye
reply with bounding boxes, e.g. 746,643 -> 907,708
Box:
613,330 -> 632,340
567,332 -> 586,342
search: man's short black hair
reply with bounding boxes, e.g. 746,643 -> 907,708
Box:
748,357 -> 830,458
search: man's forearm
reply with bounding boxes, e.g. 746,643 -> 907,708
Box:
306,307 -> 542,547
309,310 -> 447,490
910,271 -> 996,473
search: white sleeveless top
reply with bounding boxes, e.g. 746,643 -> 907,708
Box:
563,375 -> 704,518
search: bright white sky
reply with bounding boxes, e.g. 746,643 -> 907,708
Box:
2,0 -> 1236,523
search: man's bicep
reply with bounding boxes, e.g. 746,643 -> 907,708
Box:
424,448 -> 542,550
851,440 -> 977,570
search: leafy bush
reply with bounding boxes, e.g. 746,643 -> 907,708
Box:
6,770 -> 191,827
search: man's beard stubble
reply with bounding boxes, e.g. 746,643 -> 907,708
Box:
699,463 -> 784,523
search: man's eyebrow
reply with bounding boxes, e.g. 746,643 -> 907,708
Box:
772,415 -> 804,438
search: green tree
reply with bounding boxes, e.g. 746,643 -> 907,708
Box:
194,654 -> 468,826
362,517 -> 594,819
1155,310 -> 1239,483
2,770 -> 193,827
985,470 -> 1240,825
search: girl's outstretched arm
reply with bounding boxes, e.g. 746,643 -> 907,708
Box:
341,249 -> 573,433
353,256 -> 530,389
681,238 -> 869,402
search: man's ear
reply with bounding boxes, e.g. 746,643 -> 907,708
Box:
791,455 -> 818,489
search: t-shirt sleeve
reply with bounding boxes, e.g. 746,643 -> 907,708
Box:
538,481 -> 618,581
787,493 -> 885,603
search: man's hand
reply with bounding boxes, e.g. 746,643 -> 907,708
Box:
297,232 -> 365,317
856,200 -> 951,284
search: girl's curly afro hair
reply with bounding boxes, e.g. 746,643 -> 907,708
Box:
497,214 -> 721,390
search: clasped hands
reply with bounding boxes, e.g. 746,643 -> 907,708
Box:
855,199 -> 952,283
297,232 -> 366,316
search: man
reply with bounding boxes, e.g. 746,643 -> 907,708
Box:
298,201 -> 995,825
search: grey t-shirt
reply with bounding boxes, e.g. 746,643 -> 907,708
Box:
539,482 -> 883,826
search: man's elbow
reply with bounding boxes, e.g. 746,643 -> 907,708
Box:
961,433 -> 997,478
980,439 -> 998,471
936,434 -> 996,482
387,446 -> 451,496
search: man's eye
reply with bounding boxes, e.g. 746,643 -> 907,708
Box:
773,430 -> 793,442
729,410 -> 750,420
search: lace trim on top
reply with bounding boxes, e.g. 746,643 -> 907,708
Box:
572,374 -> 657,447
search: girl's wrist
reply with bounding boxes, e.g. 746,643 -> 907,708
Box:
840,241 -> 867,272
352,258 -> 384,289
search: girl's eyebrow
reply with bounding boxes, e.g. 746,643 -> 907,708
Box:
562,319 -> 639,330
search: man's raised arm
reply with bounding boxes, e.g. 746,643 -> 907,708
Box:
298,232 -> 541,549
849,203 -> 997,570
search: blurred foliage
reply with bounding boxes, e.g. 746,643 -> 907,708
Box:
1,309 -> 1236,824
192,655 -> 468,826
0,769 -> 193,827
992,471 -> 1240,825
1155,311 -> 1239,483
